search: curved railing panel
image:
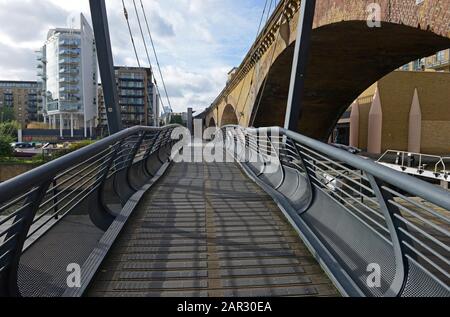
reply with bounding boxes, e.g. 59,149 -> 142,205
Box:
219,126 -> 450,297
0,125 -> 180,297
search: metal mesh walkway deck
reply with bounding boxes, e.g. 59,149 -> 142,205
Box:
87,161 -> 338,297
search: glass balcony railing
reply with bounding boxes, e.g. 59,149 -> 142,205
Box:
59,86 -> 80,93
59,77 -> 79,84
37,72 -> 47,79
36,55 -> 47,63
59,40 -> 81,47
59,49 -> 80,56
60,94 -> 81,102
60,103 -> 81,112
59,68 -> 79,75
59,58 -> 80,65
426,58 -> 450,68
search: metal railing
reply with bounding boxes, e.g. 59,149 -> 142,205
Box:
378,150 -> 449,181
219,126 -> 450,297
0,125 -> 179,297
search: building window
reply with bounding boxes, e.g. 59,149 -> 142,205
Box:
413,59 -> 425,71
436,50 -> 446,62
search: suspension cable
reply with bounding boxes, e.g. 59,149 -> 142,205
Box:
131,0 -> 166,111
139,0 -> 173,113
255,0 -> 270,38
122,0 -> 141,68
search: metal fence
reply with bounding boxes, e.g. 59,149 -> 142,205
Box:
0,125 -> 179,297
220,126 -> 450,297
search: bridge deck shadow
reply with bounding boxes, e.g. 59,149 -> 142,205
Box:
87,161 -> 339,297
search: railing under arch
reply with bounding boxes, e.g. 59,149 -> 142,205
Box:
218,126 -> 450,297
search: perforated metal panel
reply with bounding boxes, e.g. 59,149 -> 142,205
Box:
18,215 -> 104,297
401,259 -> 450,297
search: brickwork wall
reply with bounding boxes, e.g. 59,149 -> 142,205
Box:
314,0 -> 450,38
357,71 -> 450,155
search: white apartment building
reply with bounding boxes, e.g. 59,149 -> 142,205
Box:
37,14 -> 98,138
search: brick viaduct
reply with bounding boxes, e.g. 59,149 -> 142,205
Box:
202,0 -> 450,140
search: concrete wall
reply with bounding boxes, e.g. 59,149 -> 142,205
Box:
0,163 -> 38,183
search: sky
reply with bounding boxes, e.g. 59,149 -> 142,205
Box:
0,0 -> 276,113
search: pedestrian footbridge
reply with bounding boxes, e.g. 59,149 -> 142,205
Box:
0,125 -> 448,297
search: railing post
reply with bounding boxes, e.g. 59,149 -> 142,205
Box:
0,181 -> 52,297
366,174 -> 409,297
94,142 -> 124,229
290,139 -> 315,214
126,131 -> 147,191
143,131 -> 162,161
52,180 -> 59,220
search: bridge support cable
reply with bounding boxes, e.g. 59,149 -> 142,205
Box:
284,0 -> 316,131
89,0 -> 123,134
139,0 -> 173,113
121,0 -> 142,68
129,0 -> 167,114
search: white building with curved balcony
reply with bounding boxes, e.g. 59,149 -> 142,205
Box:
37,14 -> 98,138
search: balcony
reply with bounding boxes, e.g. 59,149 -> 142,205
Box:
59,49 -> 80,57
36,55 -> 47,63
59,68 -> 79,75
59,77 -> 79,85
59,40 -> 80,47
60,103 -> 81,112
426,58 -> 450,69
37,71 -> 47,79
59,86 -> 80,93
59,58 -> 80,65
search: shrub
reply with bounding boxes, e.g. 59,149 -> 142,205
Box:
0,135 -> 13,157
52,140 -> 95,160
0,121 -> 20,139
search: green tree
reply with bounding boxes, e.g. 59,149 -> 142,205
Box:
51,140 -> 95,160
169,114 -> 185,126
0,107 -> 15,123
0,135 -> 13,157
0,121 -> 20,139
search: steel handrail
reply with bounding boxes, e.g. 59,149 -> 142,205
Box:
221,125 -> 449,297
0,124 -> 181,297
0,125 -> 179,205
237,126 -> 450,210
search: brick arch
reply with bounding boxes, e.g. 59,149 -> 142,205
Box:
208,117 -> 217,128
251,21 -> 450,139
207,0 -> 450,139
221,104 -> 239,126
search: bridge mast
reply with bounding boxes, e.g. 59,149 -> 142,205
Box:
89,0 -> 123,134
284,0 -> 316,131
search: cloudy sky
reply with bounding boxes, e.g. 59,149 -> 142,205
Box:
0,0 -> 277,113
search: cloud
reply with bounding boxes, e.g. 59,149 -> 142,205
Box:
0,0 -> 271,113
150,12 -> 175,37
